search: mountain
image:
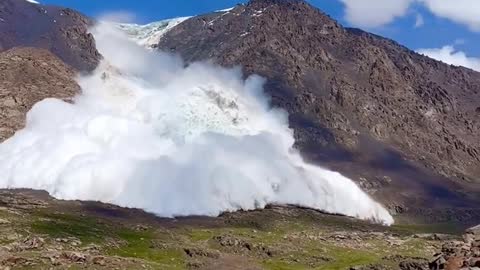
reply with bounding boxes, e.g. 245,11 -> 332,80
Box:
0,0 -> 100,71
157,0 -> 480,221
0,47 -> 79,141
0,0 -> 480,269
0,0 -> 100,141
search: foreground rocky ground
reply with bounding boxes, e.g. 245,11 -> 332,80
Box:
0,189 -> 477,270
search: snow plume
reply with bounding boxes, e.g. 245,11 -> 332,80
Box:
0,22 -> 394,225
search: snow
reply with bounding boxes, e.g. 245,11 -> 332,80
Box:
216,7 -> 234,13
116,17 -> 190,48
0,23 -> 394,225
25,0 -> 40,4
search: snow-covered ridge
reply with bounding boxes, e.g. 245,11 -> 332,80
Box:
116,7 -> 236,48
116,17 -> 190,48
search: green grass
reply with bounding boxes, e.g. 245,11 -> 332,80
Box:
31,213 -> 110,243
262,245 -> 380,270
263,259 -> 309,270
23,209 -> 443,270
188,229 -> 215,242
392,223 -> 463,235
108,229 -> 186,269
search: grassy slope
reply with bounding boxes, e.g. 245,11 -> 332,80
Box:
0,191 -> 457,269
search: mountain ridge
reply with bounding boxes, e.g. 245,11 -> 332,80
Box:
0,0 -> 100,71
157,0 -> 480,218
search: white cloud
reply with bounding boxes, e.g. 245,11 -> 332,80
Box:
420,0 -> 480,31
414,13 -> 424,28
339,0 -> 480,32
417,45 -> 480,71
339,0 -> 413,28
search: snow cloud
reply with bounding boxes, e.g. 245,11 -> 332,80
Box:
0,22 -> 394,225
417,45 -> 480,71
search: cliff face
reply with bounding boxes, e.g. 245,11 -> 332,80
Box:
0,0 -> 100,72
0,47 -> 79,141
158,0 -> 480,214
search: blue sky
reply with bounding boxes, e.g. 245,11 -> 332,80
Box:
39,0 -> 480,70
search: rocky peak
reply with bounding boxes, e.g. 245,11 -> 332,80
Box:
247,0 -> 307,8
246,0 -> 342,30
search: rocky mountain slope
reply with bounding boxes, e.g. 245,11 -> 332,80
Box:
158,0 -> 480,220
0,0 -> 100,71
0,0 -> 100,142
0,47 -> 79,141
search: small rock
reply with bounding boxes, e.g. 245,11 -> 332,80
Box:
0,218 -> 10,225
92,256 -> 107,266
61,252 -> 87,263
466,225 -> 480,238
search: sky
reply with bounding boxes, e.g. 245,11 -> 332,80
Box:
37,0 -> 480,71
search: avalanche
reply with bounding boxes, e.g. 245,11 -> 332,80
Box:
0,22 -> 394,225
116,17 -> 190,48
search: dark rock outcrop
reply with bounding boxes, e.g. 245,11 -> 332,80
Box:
158,0 -> 480,216
0,0 -> 100,71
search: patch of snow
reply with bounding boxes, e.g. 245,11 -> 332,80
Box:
216,7 -> 234,13
253,9 -> 265,17
207,11 -> 230,26
0,18 -> 4,22
26,0 -> 40,4
116,17 -> 190,48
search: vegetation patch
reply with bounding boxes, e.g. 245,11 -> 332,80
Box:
108,229 -> 186,269
31,212 -> 110,243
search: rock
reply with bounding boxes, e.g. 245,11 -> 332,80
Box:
430,226 -> 480,270
0,218 -> 10,225
92,256 -> 107,266
466,225 -> 480,235
430,255 -> 447,270
55,237 -> 82,247
183,248 -> 220,259
399,259 -> 429,270
2,256 -> 28,266
22,236 -> 44,250
61,252 -> 87,263
445,257 -> 463,270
